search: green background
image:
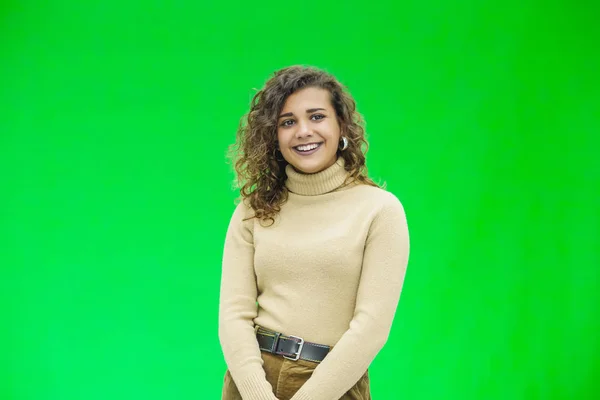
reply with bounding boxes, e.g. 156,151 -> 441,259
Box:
1,1 -> 598,399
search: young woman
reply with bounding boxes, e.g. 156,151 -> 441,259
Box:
219,65 -> 410,400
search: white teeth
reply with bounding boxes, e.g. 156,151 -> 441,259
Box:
296,143 -> 320,151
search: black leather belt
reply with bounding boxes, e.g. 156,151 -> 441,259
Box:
255,325 -> 331,363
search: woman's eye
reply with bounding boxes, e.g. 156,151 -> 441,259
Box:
280,115 -> 323,127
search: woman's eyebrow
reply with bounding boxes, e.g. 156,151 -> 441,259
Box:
278,108 -> 327,119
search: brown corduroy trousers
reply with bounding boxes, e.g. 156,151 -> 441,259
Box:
222,351 -> 371,400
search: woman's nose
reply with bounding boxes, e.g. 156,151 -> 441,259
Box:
295,120 -> 314,138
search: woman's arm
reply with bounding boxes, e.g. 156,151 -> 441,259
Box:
291,193 -> 410,400
218,200 -> 278,400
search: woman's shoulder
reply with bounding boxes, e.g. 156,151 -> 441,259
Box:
230,197 -> 257,221
351,183 -> 404,207
349,184 -> 408,228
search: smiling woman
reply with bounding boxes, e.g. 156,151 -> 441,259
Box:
227,65 -> 381,226
277,87 -> 341,174
218,65 -> 410,400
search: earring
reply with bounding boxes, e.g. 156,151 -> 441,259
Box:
339,136 -> 349,151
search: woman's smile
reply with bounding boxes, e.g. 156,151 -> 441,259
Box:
292,142 -> 323,156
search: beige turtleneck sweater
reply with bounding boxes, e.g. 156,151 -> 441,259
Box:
218,157 -> 410,400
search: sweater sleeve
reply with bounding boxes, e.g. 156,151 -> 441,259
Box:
218,200 -> 278,400
291,193 -> 410,400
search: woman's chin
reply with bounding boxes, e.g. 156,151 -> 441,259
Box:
290,159 -> 333,175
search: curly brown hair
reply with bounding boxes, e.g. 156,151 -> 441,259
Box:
227,65 -> 383,226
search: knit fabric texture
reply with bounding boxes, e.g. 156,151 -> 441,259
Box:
218,157 -> 410,400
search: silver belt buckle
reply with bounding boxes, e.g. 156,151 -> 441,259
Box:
283,335 -> 304,361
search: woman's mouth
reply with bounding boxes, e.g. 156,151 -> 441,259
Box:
293,142 -> 323,156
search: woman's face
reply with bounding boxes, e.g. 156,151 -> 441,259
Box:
276,87 -> 341,174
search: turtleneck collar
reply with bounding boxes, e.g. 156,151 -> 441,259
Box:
284,157 -> 351,196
